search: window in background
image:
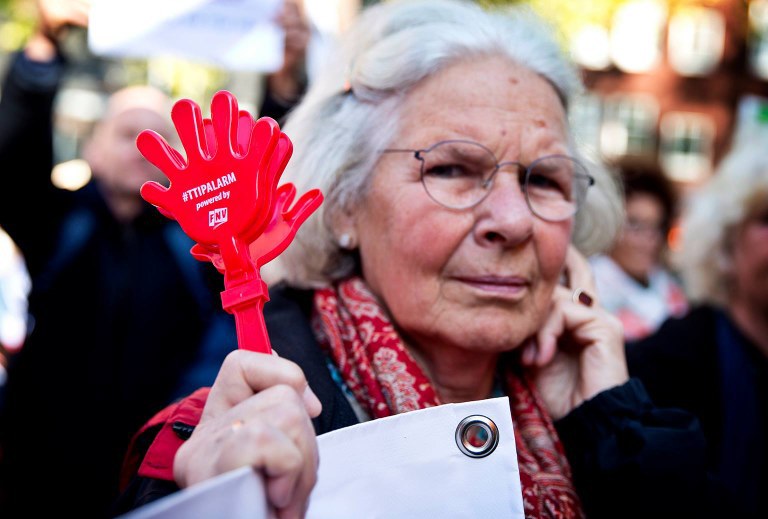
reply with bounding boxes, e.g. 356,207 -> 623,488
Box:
659,111 -> 715,183
610,0 -> 667,73
600,94 -> 659,160
749,0 -> 768,79
572,24 -> 612,71
570,93 -> 604,159
668,6 -> 725,77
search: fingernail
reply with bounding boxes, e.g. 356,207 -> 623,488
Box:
572,288 -> 594,307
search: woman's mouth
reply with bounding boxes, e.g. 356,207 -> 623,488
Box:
452,275 -> 530,298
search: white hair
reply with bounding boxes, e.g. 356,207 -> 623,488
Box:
675,135 -> 768,306
265,0 -> 622,287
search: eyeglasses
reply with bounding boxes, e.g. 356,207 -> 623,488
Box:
624,218 -> 665,238
381,139 -> 594,222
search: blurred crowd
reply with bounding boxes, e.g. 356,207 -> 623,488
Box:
0,0 -> 323,516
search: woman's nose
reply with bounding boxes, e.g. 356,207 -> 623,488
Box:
472,169 -> 534,246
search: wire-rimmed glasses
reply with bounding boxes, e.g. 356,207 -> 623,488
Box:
382,139 -> 594,222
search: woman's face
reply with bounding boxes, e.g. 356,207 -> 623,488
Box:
610,193 -> 666,282
349,56 -> 573,355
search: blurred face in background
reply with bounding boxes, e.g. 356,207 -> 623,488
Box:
84,86 -> 171,198
610,192 -> 666,284
729,197 -> 768,315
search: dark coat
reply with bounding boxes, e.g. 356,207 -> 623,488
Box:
627,305 -> 768,518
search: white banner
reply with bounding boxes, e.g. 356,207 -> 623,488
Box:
119,397 -> 524,518
88,0 -> 285,72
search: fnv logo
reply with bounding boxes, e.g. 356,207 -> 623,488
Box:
209,207 -> 228,228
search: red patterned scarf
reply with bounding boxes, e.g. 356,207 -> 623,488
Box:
312,276 -> 584,519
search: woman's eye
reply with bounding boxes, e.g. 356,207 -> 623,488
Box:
527,172 -> 562,191
424,163 -> 474,179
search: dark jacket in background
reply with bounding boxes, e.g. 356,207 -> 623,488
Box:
0,51 -> 237,518
628,305 -> 768,518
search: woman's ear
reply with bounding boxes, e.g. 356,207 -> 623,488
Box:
330,206 -> 358,250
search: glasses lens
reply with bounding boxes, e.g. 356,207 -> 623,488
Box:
420,141 -> 497,209
625,219 -> 664,238
525,155 -> 590,221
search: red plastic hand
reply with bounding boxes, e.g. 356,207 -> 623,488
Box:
138,91 -> 290,278
135,89 -> 323,353
252,183 -> 323,267
186,99 -> 322,274
192,183 -> 323,272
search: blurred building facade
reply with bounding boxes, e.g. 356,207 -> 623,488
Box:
2,0 -> 765,188
567,0 -> 768,188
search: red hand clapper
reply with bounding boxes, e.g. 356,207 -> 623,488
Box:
138,90 -> 323,353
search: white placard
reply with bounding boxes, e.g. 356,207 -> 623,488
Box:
88,0 -> 285,72
119,397 -> 524,518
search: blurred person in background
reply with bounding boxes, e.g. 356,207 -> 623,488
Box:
260,0 -> 313,123
627,138 -> 768,518
0,226 -> 31,390
0,1 -> 237,516
589,168 -> 688,340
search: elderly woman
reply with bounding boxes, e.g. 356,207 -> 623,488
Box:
115,1 -> 708,518
627,136 -> 768,518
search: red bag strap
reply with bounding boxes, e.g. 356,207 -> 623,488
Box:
120,387 -> 211,489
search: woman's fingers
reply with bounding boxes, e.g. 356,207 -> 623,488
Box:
526,248 -> 629,417
174,383 -> 320,504
523,245 -> 603,367
221,384 -> 320,471
173,348 -> 323,517
530,283 -> 622,367
204,349 -> 322,421
563,245 -> 600,306
214,387 -> 319,512
532,299 -> 565,367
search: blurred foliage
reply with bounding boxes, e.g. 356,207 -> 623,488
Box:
477,0 -> 738,47
480,0 -> 629,24
0,0 -> 19,12
478,0 -> 631,46
0,0 -> 36,52
145,57 -> 229,102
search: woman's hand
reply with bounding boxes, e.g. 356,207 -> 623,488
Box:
174,349 -> 322,519
521,245 -> 629,420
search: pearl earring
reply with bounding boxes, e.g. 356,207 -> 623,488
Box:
338,233 -> 355,249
